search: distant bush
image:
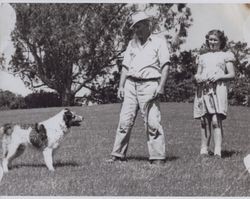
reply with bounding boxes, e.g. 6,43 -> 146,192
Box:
228,77 -> 250,106
85,71 -> 121,105
24,91 -> 61,108
0,90 -> 26,110
163,51 -> 196,103
0,90 -> 62,110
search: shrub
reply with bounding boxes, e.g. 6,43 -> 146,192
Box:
24,91 -> 61,108
0,90 -> 26,110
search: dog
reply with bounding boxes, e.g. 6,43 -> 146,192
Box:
0,108 -> 83,173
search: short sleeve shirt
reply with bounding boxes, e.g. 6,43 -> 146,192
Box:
197,51 -> 234,80
122,34 -> 170,79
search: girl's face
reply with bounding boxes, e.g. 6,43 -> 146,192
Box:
208,34 -> 221,51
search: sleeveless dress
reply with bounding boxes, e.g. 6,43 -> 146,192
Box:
193,51 -> 234,120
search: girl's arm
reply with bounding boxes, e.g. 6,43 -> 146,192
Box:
194,57 -> 204,83
209,62 -> 235,82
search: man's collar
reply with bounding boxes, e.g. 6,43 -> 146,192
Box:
135,34 -> 152,45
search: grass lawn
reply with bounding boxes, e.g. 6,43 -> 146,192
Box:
0,102 -> 250,196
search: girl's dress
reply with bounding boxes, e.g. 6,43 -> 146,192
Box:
193,51 -> 234,120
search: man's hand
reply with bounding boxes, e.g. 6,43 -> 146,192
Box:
153,86 -> 164,99
195,74 -> 205,83
117,87 -> 125,100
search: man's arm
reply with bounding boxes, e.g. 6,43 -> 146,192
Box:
194,57 -> 205,83
117,66 -> 128,100
155,63 -> 170,98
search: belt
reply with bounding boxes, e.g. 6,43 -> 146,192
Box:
127,76 -> 160,83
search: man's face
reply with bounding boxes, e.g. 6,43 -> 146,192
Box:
132,20 -> 150,37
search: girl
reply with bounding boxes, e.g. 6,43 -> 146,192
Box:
194,30 -> 235,158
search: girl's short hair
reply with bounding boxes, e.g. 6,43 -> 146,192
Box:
205,29 -> 228,50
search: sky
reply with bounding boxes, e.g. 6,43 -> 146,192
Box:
0,2 -> 250,96
183,4 -> 250,50
0,3 -> 32,96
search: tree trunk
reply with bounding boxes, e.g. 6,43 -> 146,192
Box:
61,87 -> 73,106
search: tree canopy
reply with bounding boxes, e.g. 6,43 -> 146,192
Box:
9,3 -> 193,105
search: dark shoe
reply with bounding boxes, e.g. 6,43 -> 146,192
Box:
150,159 -> 165,166
106,156 -> 126,163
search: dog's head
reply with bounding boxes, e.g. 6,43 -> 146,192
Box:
0,123 -> 14,136
63,108 -> 83,128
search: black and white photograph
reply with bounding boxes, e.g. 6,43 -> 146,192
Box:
0,0 -> 250,197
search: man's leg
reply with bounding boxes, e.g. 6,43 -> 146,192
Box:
138,81 -> 166,161
111,80 -> 138,159
146,101 -> 166,160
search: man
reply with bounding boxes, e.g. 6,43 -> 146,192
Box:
108,11 -> 170,165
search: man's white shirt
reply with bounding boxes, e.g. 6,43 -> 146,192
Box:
122,34 -> 170,79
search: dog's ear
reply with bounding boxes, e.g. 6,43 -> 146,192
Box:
30,124 -> 48,149
38,124 -> 46,132
34,123 -> 47,136
63,110 -> 73,127
2,123 -> 13,135
34,123 -> 39,131
37,124 -> 47,140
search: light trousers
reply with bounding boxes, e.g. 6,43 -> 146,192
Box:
111,79 -> 166,160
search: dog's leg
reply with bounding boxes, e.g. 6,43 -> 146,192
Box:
2,151 -> 8,173
2,136 -> 10,172
7,144 -> 26,172
10,144 -> 26,160
43,148 -> 54,171
2,159 -> 8,173
2,143 -> 20,173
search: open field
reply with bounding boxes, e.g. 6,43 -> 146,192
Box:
0,103 -> 250,196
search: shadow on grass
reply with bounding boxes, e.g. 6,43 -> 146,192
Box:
221,150 -> 241,159
127,156 -> 179,162
165,156 -> 179,162
11,161 -> 80,170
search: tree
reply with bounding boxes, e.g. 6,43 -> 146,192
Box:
0,54 -> 5,68
164,50 -> 197,102
24,91 -> 61,108
144,3 -> 192,52
11,3 -> 131,106
227,41 -> 250,106
0,89 -> 26,109
10,3 -> 193,105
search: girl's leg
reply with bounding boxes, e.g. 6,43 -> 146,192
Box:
211,114 -> 223,157
200,115 -> 211,155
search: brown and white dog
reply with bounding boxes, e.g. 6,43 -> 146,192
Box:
0,108 -> 83,173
